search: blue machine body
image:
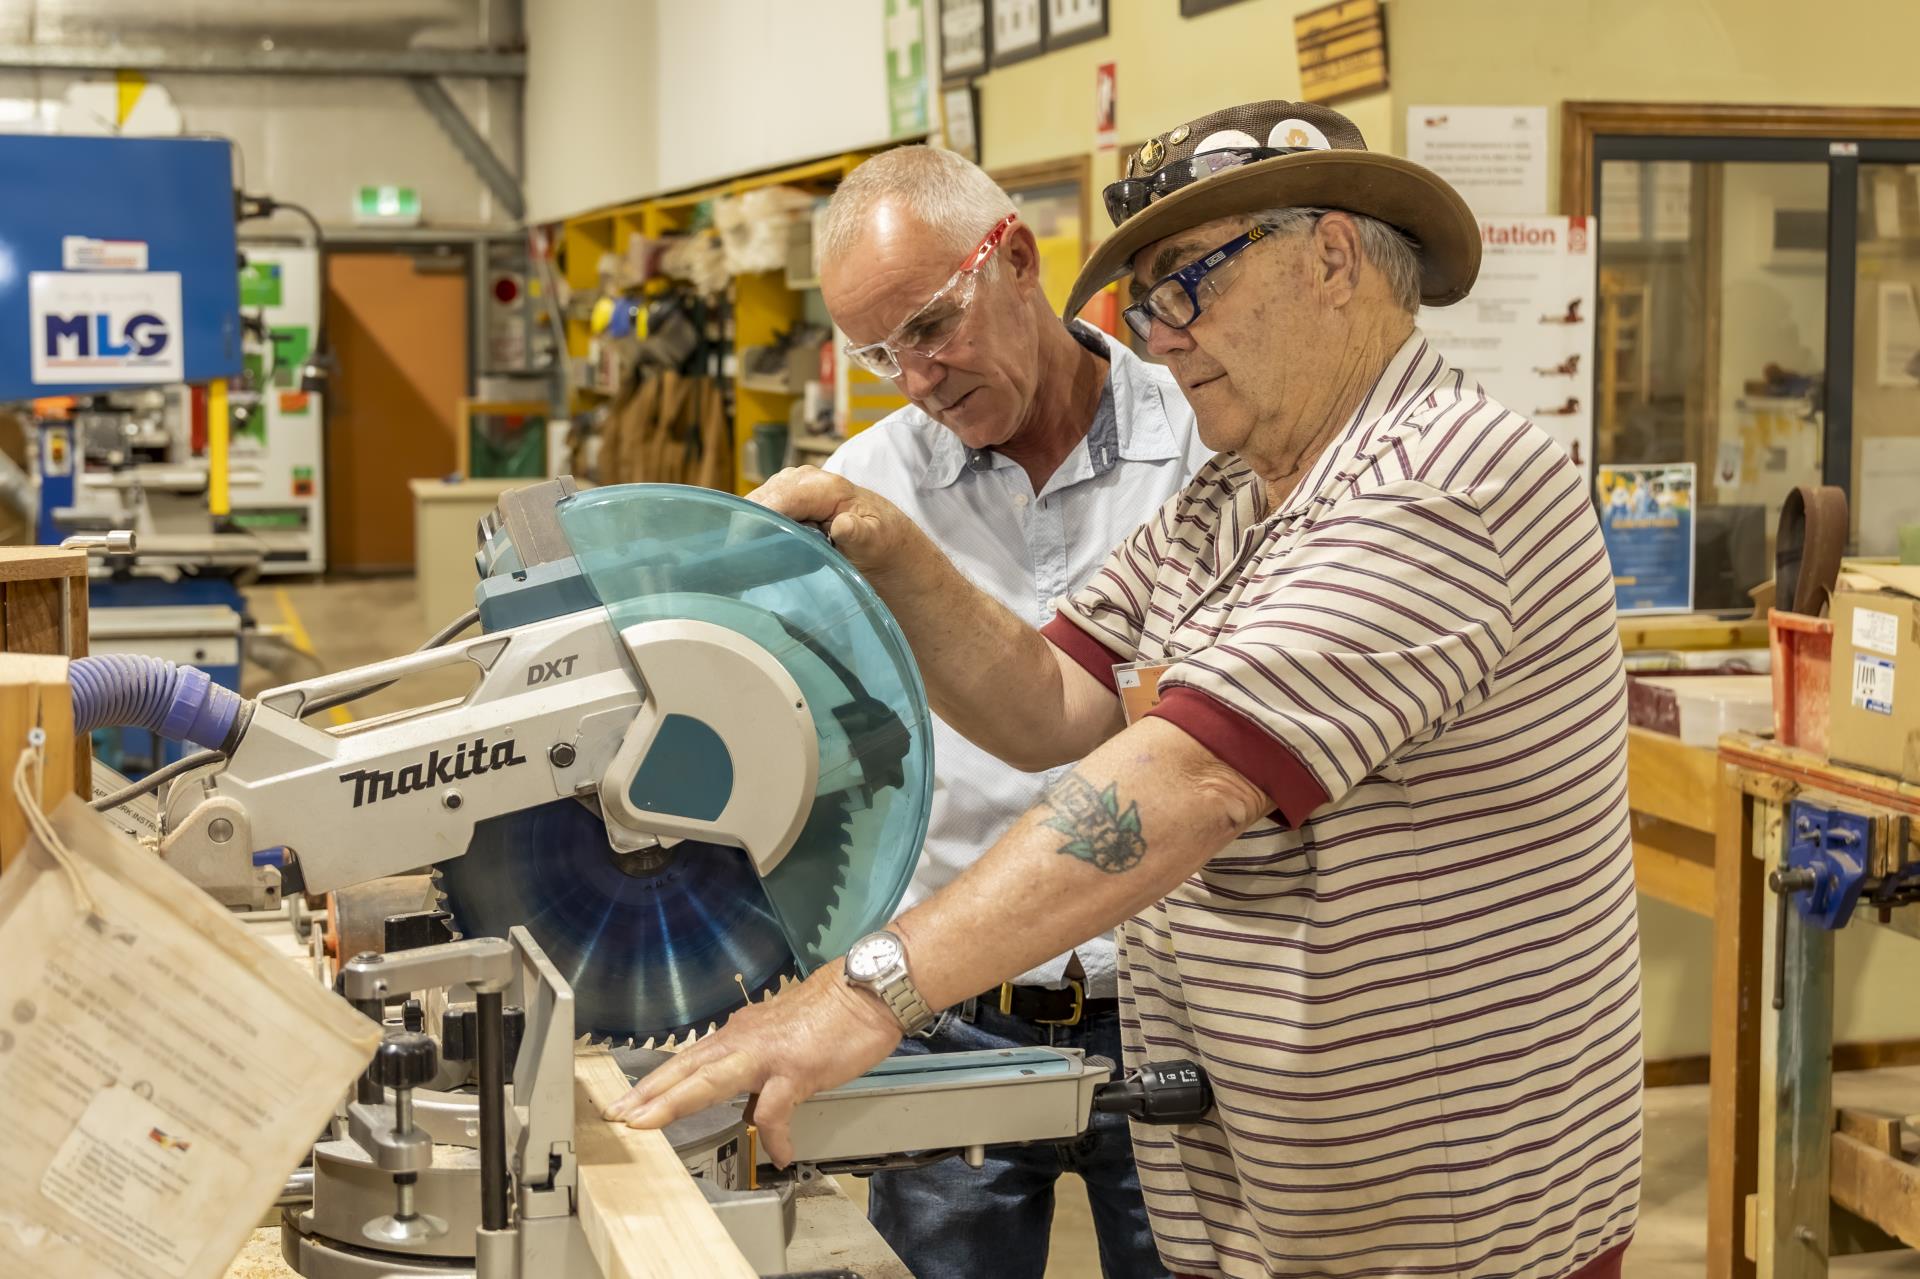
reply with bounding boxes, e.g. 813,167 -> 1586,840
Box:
0,135 -> 242,401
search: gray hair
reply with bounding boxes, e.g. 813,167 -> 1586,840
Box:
1256,207 -> 1422,313
818,145 -> 1017,279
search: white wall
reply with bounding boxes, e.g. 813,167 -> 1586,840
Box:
524,0 -> 659,225
525,0 -> 897,223
0,0 -> 520,229
649,0 -> 893,197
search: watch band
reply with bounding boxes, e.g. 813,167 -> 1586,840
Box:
881,977 -> 936,1034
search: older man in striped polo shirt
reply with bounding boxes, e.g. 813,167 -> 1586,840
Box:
613,100 -> 1641,1279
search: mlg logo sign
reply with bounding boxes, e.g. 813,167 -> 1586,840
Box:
29,270 -> 185,385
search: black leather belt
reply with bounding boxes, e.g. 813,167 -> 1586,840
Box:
972,980 -> 1116,1027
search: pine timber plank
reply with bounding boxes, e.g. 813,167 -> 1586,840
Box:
573,1047 -> 758,1279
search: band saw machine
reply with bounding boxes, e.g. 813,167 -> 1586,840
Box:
80,478 -> 1211,1277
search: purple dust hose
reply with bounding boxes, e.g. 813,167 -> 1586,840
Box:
68,654 -> 244,752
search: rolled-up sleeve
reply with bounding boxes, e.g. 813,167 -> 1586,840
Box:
1147,481 -> 1514,824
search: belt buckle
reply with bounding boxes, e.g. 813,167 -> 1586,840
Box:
1034,979 -> 1085,1027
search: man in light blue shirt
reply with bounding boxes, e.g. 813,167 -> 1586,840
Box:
813,145 -> 1208,1279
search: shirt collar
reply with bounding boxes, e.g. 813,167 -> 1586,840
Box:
1268,328 -> 1450,521
919,322 -> 1182,491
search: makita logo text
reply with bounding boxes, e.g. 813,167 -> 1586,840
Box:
42,312 -> 170,363
339,737 -> 528,808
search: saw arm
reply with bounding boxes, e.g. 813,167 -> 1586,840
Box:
159,608 -> 820,903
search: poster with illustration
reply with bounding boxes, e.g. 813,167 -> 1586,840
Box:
1598,462 -> 1695,614
1418,216 -> 1595,483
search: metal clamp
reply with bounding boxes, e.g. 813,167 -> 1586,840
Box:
1769,800 -> 1875,1013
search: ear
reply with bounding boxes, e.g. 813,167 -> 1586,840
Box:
1312,212 -> 1363,307
1000,222 -> 1042,290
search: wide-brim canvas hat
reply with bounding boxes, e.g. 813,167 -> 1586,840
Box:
1064,100 -> 1480,320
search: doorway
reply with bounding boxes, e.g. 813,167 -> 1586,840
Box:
323,249 -> 470,573
1565,104 -> 1920,607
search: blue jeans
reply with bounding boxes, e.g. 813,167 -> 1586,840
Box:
865,1001 -> 1167,1279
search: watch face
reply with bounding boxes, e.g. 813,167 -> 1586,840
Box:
847,933 -> 901,981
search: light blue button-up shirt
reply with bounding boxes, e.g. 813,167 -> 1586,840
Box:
826,323 -> 1210,995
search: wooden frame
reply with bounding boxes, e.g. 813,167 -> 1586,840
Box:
0,547 -> 88,802
990,154 -> 1094,261
456,398 -> 551,480
1560,101 -> 1920,217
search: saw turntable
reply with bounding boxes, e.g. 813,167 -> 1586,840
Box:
76,478 -> 1211,1278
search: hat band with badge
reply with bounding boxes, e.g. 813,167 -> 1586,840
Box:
1105,145 -> 1317,225
1063,100 -> 1481,320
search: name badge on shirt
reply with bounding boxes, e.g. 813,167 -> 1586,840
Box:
1115,660 -> 1172,725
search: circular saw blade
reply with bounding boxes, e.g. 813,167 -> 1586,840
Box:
436,797 -> 797,1044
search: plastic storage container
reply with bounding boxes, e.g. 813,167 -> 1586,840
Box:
1628,674 -> 1775,748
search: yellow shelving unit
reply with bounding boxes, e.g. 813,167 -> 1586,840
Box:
559,151 -> 910,495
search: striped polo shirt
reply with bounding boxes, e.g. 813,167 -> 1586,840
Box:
1041,332 -> 1641,1278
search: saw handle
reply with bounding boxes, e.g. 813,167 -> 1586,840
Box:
1091,1059 -> 1212,1125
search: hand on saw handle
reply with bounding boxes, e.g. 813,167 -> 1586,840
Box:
749,466 -> 934,588
603,957 -> 904,1166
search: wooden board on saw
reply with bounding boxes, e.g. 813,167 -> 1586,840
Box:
573,1047 -> 758,1279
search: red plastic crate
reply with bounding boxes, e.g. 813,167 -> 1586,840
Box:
1768,609 -> 1832,755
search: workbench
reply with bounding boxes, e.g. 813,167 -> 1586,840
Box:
1708,734 -> 1920,1278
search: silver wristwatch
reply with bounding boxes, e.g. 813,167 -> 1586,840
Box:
844,930 -> 936,1034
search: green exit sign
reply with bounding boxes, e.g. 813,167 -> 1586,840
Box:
354,185 -> 421,226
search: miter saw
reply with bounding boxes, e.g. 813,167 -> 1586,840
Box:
84,478 -> 1211,1278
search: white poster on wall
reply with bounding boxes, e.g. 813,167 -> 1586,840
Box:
1418,216 -> 1597,481
28,270 -> 184,385
1406,105 -> 1548,219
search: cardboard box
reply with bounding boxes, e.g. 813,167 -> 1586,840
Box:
1828,572 -> 1920,779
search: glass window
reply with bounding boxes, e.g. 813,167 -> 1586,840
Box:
1597,159 -> 1829,609
1850,162 -> 1920,555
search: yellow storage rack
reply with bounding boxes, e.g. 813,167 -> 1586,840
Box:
560,151 -> 908,495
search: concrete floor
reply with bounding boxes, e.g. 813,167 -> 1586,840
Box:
243,577 -> 1920,1278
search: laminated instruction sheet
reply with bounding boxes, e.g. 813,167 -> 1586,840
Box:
0,795 -> 379,1279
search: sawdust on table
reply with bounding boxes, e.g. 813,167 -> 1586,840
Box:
223,1227 -> 298,1279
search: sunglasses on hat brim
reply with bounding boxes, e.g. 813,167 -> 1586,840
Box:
1103,146 -> 1316,226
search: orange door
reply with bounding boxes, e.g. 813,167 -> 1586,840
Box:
324,252 -> 468,572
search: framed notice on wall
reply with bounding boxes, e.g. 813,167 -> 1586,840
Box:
992,0 -> 1046,66
942,83 -> 980,162
940,0 -> 990,80
1046,0 -> 1107,49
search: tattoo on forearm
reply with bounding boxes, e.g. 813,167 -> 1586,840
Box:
1042,774 -> 1146,873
